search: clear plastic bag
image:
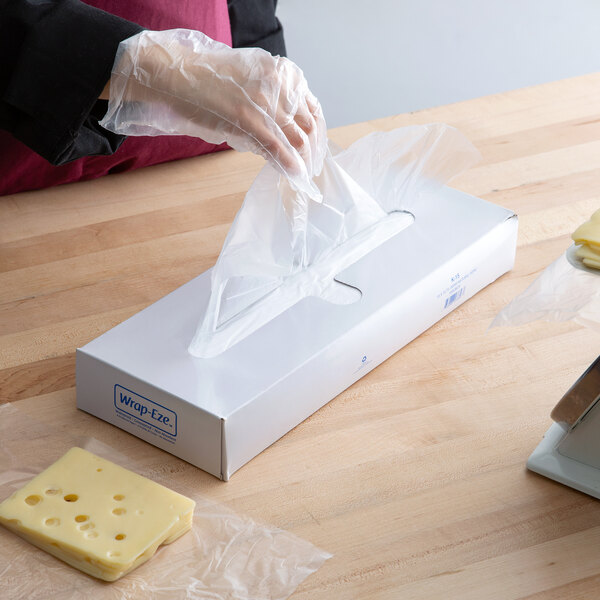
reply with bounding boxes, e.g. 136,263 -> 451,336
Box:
0,404 -> 331,600
492,248 -> 600,332
189,123 -> 481,357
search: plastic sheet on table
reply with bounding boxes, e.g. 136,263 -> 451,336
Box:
0,403 -> 330,600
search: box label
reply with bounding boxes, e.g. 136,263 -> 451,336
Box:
437,268 -> 476,309
114,384 -> 177,437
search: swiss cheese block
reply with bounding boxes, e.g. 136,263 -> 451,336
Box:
0,447 -> 195,581
572,208 -> 600,270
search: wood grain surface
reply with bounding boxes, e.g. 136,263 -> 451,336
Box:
1,73 -> 600,599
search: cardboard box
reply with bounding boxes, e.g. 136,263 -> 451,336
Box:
76,186 -> 518,480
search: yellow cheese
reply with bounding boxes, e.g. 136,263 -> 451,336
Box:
583,257 -> 600,270
572,211 -> 600,247
575,243 -> 600,262
0,447 -> 195,581
572,209 -> 600,270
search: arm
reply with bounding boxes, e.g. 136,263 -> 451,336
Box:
101,29 -> 327,197
99,81 -> 111,102
0,0 -> 143,164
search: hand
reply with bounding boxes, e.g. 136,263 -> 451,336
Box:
100,29 -> 327,198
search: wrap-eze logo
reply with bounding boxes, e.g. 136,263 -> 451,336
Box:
114,384 -> 177,436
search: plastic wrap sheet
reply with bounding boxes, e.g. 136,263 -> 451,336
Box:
492,248 -> 600,332
0,404 -> 330,600
189,123 -> 481,357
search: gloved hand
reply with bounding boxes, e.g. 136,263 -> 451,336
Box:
100,29 -> 327,198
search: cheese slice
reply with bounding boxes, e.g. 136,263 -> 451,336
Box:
583,257 -> 600,270
572,210 -> 600,247
572,209 -> 600,270
575,243 -> 600,262
0,447 -> 195,581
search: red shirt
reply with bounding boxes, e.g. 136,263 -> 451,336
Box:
0,0 -> 232,196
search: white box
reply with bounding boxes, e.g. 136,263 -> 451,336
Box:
76,187 -> 518,480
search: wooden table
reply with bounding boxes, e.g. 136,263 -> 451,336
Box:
2,73 -> 600,599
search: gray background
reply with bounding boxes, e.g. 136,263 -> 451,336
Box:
277,0 -> 600,128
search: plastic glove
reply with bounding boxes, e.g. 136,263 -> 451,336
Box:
100,29 -> 327,199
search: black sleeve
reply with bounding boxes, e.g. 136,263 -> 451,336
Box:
0,0 -> 143,165
227,0 -> 286,57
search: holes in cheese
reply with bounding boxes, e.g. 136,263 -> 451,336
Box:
0,447 -> 195,581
